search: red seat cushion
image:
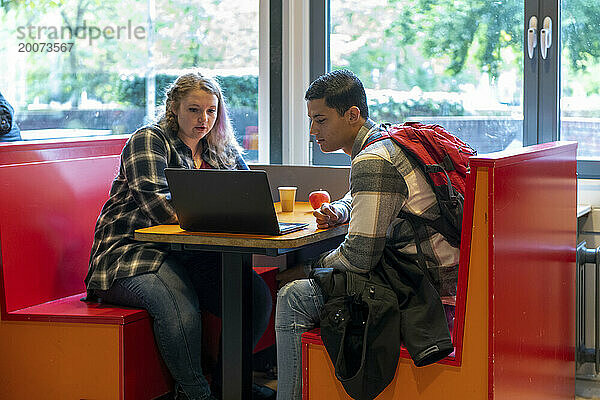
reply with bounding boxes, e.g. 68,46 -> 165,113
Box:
6,292 -> 148,325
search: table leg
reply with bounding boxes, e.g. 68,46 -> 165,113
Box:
222,252 -> 253,400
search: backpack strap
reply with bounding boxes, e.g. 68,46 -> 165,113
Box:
361,124 -> 460,277
360,125 -> 391,151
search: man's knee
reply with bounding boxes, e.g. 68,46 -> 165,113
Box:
276,279 -> 321,331
276,278 -> 319,313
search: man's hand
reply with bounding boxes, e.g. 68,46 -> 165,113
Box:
313,203 -> 343,229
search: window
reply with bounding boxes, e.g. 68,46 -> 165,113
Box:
312,0 -> 523,165
0,0 -> 261,162
560,0 -> 600,176
312,0 -> 600,178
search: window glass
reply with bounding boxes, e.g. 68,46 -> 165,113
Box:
330,0 -> 524,155
0,0 -> 259,161
560,0 -> 600,160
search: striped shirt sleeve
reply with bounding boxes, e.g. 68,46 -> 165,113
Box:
318,151 -> 408,273
331,190 -> 352,223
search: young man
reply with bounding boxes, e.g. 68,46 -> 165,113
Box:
275,69 -> 460,399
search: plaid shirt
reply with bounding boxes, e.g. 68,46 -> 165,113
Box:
315,119 -> 459,296
85,123 -> 247,290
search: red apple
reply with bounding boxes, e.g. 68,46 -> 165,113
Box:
309,189 -> 331,210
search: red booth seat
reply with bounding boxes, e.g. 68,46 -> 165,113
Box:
301,142 -> 578,400
0,137 -> 280,399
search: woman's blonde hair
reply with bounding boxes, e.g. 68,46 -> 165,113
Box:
160,71 -> 243,168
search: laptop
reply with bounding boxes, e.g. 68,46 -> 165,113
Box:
164,168 -> 309,235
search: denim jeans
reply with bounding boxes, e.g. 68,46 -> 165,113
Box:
275,279 -> 325,400
94,251 -> 272,400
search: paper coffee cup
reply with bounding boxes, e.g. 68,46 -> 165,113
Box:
278,186 -> 297,212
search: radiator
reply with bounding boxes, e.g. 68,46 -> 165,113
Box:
577,241 -> 600,375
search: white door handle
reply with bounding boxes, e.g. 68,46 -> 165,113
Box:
527,16 -> 538,59
540,16 -> 552,59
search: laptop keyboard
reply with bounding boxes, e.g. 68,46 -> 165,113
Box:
278,222 -> 308,233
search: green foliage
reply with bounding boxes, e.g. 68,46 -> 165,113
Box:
115,74 -> 179,108
415,0 -> 523,79
114,74 -> 258,111
216,75 -> 258,109
369,96 -> 465,123
25,71 -> 122,104
562,0 -> 600,73
332,0 -> 600,99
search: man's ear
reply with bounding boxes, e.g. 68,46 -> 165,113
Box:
346,106 -> 361,124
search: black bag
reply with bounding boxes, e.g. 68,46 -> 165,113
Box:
311,257 -> 454,400
0,91 -> 22,141
312,268 -> 401,400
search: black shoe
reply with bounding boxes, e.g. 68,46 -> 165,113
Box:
252,383 -> 276,400
209,382 -> 275,400
173,388 -> 219,400
209,382 -> 222,400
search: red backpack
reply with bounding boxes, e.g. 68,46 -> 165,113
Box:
362,122 -> 477,247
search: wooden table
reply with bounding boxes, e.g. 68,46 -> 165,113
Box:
135,202 -> 347,400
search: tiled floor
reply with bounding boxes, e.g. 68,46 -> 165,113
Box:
578,377 -> 600,399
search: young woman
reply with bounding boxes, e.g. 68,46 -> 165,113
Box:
85,72 -> 274,400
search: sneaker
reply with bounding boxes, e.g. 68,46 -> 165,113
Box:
252,383 -> 276,400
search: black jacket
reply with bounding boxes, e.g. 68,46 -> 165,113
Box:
311,245 -> 453,400
0,91 -> 22,142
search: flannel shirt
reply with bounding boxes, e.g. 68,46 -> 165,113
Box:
85,123 -> 247,291
315,119 -> 459,296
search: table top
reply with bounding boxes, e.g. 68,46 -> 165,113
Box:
134,202 -> 348,249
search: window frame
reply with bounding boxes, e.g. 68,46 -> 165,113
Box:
309,0 -> 599,178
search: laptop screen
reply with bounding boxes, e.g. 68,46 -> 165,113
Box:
164,168 -> 307,235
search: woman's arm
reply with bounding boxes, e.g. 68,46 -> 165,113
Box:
121,128 -> 178,225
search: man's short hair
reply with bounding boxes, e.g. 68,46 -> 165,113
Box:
305,69 -> 369,119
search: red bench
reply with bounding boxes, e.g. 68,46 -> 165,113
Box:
301,142 -> 578,400
0,150 -> 174,399
0,135 -> 130,164
0,138 -> 279,399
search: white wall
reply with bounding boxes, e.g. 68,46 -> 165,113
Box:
579,179 -> 600,209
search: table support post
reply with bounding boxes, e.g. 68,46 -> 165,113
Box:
222,252 -> 253,400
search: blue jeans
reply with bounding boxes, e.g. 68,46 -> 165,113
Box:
275,279 -> 325,400
95,251 -> 272,400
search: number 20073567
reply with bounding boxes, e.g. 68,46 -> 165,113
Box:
18,42 -> 74,52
